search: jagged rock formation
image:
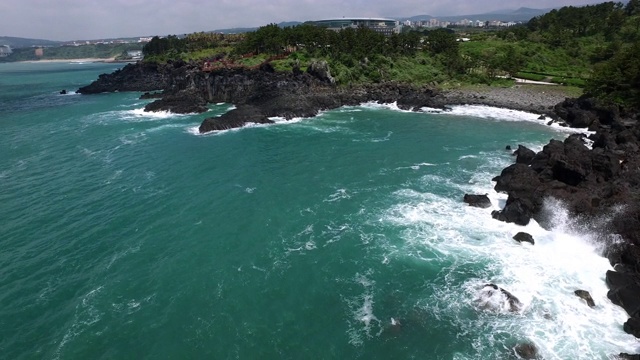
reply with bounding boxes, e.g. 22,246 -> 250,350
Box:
490,96 -> 640,353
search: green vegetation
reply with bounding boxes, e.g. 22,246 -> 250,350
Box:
136,1 -> 639,110
0,43 -> 143,62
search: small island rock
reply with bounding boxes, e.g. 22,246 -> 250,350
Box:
575,290 -> 596,308
463,194 -> 492,209
513,232 -> 535,245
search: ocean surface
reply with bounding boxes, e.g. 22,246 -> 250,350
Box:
0,61 -> 637,359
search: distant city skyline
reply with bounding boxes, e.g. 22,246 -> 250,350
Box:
0,0 -> 605,41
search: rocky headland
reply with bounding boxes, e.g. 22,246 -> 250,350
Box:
77,60 -> 567,133
78,61 -> 640,356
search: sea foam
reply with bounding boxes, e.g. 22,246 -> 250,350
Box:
378,166 -> 636,358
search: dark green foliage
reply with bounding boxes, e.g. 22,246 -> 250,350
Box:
586,41 -> 640,108
425,29 -> 458,55
142,35 -> 186,57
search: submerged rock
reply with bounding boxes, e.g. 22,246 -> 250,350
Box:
574,290 -> 596,308
514,342 -> 539,359
463,194 -> 492,208
477,283 -> 523,313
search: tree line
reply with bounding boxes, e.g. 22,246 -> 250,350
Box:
495,0 -> 640,108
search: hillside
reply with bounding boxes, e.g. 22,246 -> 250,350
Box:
0,36 -> 61,48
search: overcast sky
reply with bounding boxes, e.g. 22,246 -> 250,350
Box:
0,0 -> 604,41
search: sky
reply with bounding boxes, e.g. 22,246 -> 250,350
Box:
0,0 -> 605,41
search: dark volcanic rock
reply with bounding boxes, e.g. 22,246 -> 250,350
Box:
479,284 -> 523,313
574,290 -> 596,308
606,270 -> 640,289
554,96 -> 621,127
623,317 -> 640,338
514,342 -> 539,359
463,194 -> 492,208
492,198 -> 533,226
513,232 -> 535,245
608,282 -> 640,317
140,91 -> 163,99
59,89 -> 67,95
618,353 -> 640,360
606,269 -> 640,317
77,62 -> 172,94
144,89 -> 208,114
199,105 -> 274,133
514,145 -> 536,165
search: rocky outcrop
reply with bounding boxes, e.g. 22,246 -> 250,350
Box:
513,232 -> 535,245
575,290 -> 596,308
463,194 -> 492,208
514,145 -> 536,164
490,131 -> 628,228
606,269 -> 640,318
143,89 -> 209,114
477,283 -> 523,313
554,96 -> 621,129
514,342 -> 539,359
199,105 -> 274,132
490,95 -> 640,349
623,317 -> 640,338
306,60 -> 335,84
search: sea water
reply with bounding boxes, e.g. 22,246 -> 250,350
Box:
0,62 -> 637,359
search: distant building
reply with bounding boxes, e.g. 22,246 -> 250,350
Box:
0,45 -> 12,57
126,50 -> 143,60
310,18 -> 402,36
35,48 -> 44,57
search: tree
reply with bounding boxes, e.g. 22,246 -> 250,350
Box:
426,29 -> 458,55
586,41 -> 640,109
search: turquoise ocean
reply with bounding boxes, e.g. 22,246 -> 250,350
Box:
0,62 -> 638,359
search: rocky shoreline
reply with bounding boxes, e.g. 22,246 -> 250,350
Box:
78,61 -> 640,358
77,61 -> 567,133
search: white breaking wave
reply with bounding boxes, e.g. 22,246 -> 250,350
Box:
122,108 -> 187,120
377,166 -> 636,358
440,105 -> 593,135
360,101 -> 413,113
